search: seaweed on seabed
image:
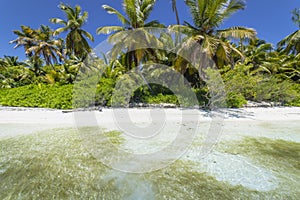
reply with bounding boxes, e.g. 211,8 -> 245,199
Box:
219,137 -> 300,199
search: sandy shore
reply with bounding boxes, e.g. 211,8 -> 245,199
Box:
1,106 -> 299,140
1,106 -> 300,125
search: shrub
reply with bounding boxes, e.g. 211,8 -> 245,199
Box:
95,77 -> 115,107
145,93 -> 179,104
286,84 -> 300,106
226,92 -> 247,108
0,84 -> 73,109
0,66 -> 35,88
254,77 -> 298,104
222,64 -> 300,106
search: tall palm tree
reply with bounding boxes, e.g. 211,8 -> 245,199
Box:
10,25 -> 64,66
97,0 -> 164,69
50,3 -> 94,59
170,0 -> 256,68
278,8 -> 300,55
28,25 -> 64,65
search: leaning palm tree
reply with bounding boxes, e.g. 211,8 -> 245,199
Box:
50,3 -> 94,59
10,26 -> 36,57
10,25 -> 64,66
170,0 -> 256,68
278,8 -> 300,55
96,0 -> 164,69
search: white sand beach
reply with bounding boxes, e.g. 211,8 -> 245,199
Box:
0,107 -> 300,137
1,106 -> 300,124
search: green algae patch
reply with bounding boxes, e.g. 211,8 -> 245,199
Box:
0,128 -> 122,200
221,137 -> 300,172
219,137 -> 300,198
145,160 -> 252,200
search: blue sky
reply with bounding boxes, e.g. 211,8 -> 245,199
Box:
0,0 -> 299,60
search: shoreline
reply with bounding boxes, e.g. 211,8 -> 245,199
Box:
0,106 -> 300,125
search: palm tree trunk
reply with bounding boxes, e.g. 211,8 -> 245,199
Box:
172,0 -> 180,25
172,0 -> 181,45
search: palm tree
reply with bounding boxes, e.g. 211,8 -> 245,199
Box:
261,51 -> 300,82
3,56 -> 23,66
27,25 -> 64,65
10,26 -> 63,66
50,3 -> 94,59
242,39 -> 273,69
170,0 -> 256,68
24,56 -> 44,76
96,0 -> 164,69
278,8 -> 300,55
10,26 -> 36,57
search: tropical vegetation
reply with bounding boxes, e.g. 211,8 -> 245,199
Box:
0,0 -> 299,108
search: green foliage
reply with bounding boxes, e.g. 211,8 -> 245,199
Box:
145,93 -> 178,104
226,92 -> 247,108
0,84 -> 73,109
192,88 -> 209,106
222,64 -> 259,100
10,25 -> 64,66
287,83 -> 300,106
255,77 -> 298,103
50,3 -> 94,59
0,65 -> 35,88
131,84 -> 209,106
110,74 -> 138,107
95,77 -> 116,106
1,2 -> 300,109
222,64 -> 300,106
204,68 -> 227,108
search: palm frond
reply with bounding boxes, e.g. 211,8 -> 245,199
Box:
218,26 -> 256,40
103,5 -> 130,25
144,20 -> 164,28
80,29 -> 94,42
53,27 -> 67,36
50,18 -> 67,25
96,26 -> 125,35
169,24 -> 197,36
277,30 -> 300,54
219,0 -> 246,21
